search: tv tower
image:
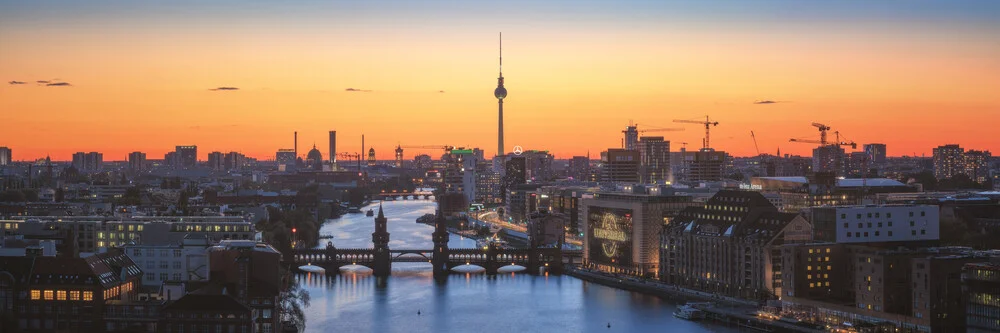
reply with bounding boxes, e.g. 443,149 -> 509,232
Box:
494,32 -> 507,158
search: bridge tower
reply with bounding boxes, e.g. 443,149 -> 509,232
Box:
372,204 -> 391,277
431,209 -> 450,278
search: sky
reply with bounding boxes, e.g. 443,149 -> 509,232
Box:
2,0 -> 998,161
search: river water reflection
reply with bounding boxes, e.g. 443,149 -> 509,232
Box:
298,200 -> 740,333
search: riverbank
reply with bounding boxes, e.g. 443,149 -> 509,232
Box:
565,268 -> 826,333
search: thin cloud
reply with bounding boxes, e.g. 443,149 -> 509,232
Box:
36,80 -> 50,84
8,81 -> 26,85
345,88 -> 371,92
754,100 -> 788,104
438,90 -> 445,93
46,82 -> 72,87
209,87 -> 239,91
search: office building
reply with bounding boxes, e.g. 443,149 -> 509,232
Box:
414,154 -> 432,170
933,144 -> 965,180
528,210 -> 566,248
0,216 -> 259,253
175,145 -> 197,168
812,145 -> 846,176
128,151 -> 146,172
72,152 -> 103,172
581,192 -> 694,277
567,156 -> 590,181
0,146 -> 10,166
780,243 -> 850,301
964,260 -> 1000,333
328,130 -> 337,164
475,163 -> 502,204
864,143 -> 887,165
521,150 -> 554,182
123,235 -> 211,287
207,151 -> 224,171
661,190 -> 812,299
443,148 -> 482,204
164,152 -> 176,167
224,151 -> 245,171
276,149 -> 296,171
0,249 -> 142,332
809,205 -> 939,244
638,136 -> 670,184
965,150 -> 992,185
206,240 -> 283,333
682,148 -> 726,183
623,125 -> 639,151
600,149 -> 640,183
844,151 -> 870,177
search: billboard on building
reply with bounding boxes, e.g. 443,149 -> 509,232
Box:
587,207 -> 633,266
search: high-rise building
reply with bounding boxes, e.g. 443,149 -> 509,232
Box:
503,155 -> 527,204
164,152 -> 177,167
72,152 -> 103,171
0,146 -> 10,165
964,260 -> 1000,332
175,145 -> 197,168
684,148 -> 725,183
224,151 -> 245,171
844,151 -> 870,177
933,144 -> 965,180
444,148 -> 482,204
965,150 -> 992,184
328,130 -> 337,164
475,161 -> 502,204
367,147 -> 376,167
127,151 -> 146,172
567,156 -> 590,181
812,145 -> 846,176
623,125 -> 639,151
864,143 -> 887,165
521,150 -> 554,182
276,149 -> 296,171
638,136 -> 670,184
600,149 -> 640,183
414,154 -> 433,170
207,151 -> 224,171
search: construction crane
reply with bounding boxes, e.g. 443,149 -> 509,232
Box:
812,123 -> 832,145
789,138 -> 857,149
338,152 -> 363,171
639,126 -> 685,133
673,116 -> 719,150
750,131 -> 761,156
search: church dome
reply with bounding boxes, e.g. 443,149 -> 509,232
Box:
306,145 -> 323,170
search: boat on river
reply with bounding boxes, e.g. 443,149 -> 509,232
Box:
366,209 -> 374,216
673,305 -> 705,320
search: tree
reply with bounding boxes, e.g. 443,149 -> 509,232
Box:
280,275 -> 311,331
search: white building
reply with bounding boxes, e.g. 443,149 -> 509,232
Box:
124,235 -> 211,287
809,205 -> 939,244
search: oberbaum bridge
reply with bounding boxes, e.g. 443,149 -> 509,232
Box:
290,205 -> 573,277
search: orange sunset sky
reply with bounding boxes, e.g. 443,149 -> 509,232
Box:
1,1 -> 998,161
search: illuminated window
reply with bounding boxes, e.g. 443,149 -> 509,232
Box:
57,290 -> 66,300
826,248 -> 831,253
807,275 -> 812,280
827,265 -> 831,270
825,282 -> 830,287
825,256 -> 830,261
807,266 -> 812,271
69,291 -> 80,301
83,291 -> 93,301
43,290 -> 53,300
809,249 -> 814,254
809,283 -> 814,288
31,290 -> 40,300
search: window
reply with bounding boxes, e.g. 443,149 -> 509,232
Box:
909,212 -> 914,217
878,222 -> 882,228
160,273 -> 168,281
921,229 -> 926,235
807,274 -> 812,279
132,249 -> 141,256
159,250 -> 168,257
864,232 -> 869,237
43,290 -> 53,300
69,291 -> 80,301
887,213 -> 892,218
856,214 -> 862,219
146,261 -> 154,270
921,211 -> 926,217
841,214 -> 846,219
56,290 -> 66,301
173,273 -> 181,281
843,223 -> 849,228
83,291 -> 93,301
910,221 -> 915,227
888,221 -> 893,227
30,290 -> 40,300
875,231 -> 880,236
847,232 -> 852,238
858,223 -> 863,228
888,231 -> 893,237
867,222 -> 872,228
867,213 -> 872,218
262,309 -> 272,319
912,230 -> 917,236
173,249 -> 181,257
160,261 -> 168,269
855,232 -> 860,237
173,261 -> 182,269
146,274 -> 155,281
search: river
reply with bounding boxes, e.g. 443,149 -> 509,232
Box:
298,200 -> 740,333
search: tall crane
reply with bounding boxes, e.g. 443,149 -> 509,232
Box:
673,116 -> 719,150
750,131 -> 761,156
338,152 -> 363,171
789,138 -> 857,149
812,123 -> 831,145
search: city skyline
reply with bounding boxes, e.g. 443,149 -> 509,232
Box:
2,0 -> 999,161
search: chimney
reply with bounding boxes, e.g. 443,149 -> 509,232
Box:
294,131 -> 298,158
